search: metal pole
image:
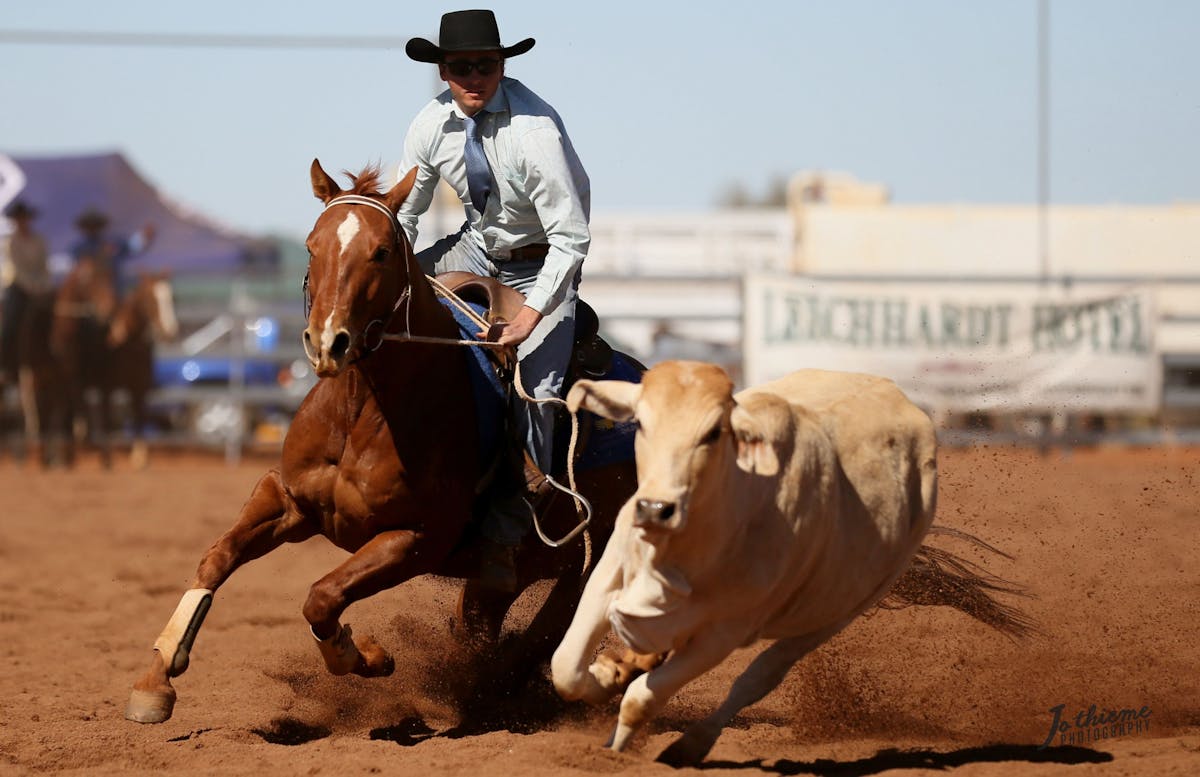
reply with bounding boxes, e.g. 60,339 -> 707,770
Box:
226,278 -> 246,466
1038,0 -> 1051,283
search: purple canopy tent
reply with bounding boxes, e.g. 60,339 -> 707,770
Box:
3,151 -> 277,277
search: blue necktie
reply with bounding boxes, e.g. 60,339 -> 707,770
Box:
462,113 -> 492,214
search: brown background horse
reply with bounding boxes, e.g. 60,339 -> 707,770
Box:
105,271 -> 179,468
16,259 -> 177,468
126,161 -> 639,724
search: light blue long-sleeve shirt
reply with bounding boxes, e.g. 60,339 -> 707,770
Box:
397,77 -> 591,315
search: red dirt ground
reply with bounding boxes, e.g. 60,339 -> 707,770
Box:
0,444 -> 1197,775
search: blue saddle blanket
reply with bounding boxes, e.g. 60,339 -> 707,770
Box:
573,354 -> 641,471
444,299 -> 640,473
445,300 -> 505,469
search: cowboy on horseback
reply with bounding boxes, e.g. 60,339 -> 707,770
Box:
398,10 -> 591,591
71,208 -> 156,295
1,200 -> 52,386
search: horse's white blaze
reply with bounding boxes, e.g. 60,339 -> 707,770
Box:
152,280 -> 179,339
321,310 -> 337,353
336,212 -> 361,257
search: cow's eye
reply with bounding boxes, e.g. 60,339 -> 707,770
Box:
699,425 -> 722,446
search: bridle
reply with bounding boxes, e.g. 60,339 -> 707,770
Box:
315,195 -> 412,362
316,194 -> 504,361
323,194 -> 400,236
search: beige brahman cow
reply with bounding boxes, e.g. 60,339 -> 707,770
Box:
551,360 -> 938,766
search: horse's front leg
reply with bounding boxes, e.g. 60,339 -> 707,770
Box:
95,385 -> 114,469
304,528 -> 453,678
126,469 -> 314,723
127,386 -> 149,470
16,368 -> 44,464
59,376 -> 82,468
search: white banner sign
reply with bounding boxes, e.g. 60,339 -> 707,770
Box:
743,275 -> 1161,413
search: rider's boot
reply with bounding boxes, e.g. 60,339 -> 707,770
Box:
478,490 -> 535,593
479,538 -> 519,594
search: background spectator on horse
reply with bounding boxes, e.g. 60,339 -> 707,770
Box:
398,9 -> 592,591
71,208 -> 156,294
1,200 -> 52,385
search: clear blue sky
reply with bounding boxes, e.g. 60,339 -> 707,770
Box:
3,0 -> 1198,237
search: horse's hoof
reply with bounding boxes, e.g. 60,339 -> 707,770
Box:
356,637 -> 396,678
364,654 -> 395,678
125,688 -> 176,723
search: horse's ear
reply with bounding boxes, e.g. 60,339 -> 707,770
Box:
311,158 -> 342,203
383,166 -> 419,214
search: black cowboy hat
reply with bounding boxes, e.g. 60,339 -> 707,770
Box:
75,207 -> 109,231
406,9 -> 534,63
3,199 -> 37,220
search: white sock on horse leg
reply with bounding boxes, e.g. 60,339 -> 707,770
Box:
152,588 -> 213,676
311,623 -> 359,676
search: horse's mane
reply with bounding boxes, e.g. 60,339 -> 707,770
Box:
343,165 -> 388,196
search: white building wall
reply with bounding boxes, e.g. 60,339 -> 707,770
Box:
576,198 -> 1200,367
586,210 -> 793,276
794,203 -> 1200,279
581,210 -> 790,360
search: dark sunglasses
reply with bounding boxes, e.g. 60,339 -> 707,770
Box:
443,58 -> 501,77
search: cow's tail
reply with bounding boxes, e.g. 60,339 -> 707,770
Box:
879,526 -> 1040,640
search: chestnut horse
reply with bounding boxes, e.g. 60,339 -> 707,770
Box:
104,271 -> 179,468
126,161 -> 641,724
27,264 -> 177,468
21,256 -> 116,467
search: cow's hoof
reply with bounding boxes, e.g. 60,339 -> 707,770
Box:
125,688 -> 176,724
580,655 -> 624,705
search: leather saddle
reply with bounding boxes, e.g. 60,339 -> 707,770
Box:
435,271 -> 615,386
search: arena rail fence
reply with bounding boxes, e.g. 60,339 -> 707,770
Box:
5,272 -> 1192,466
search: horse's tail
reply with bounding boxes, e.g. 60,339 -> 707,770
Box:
880,526 -> 1040,640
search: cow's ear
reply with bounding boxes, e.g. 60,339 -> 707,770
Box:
731,402 -> 781,476
567,379 -> 641,422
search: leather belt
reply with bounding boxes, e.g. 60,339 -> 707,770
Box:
506,243 -> 550,261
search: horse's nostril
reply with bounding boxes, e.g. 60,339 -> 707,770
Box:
330,330 -> 352,360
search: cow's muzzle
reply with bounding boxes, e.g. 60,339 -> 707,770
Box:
634,498 -> 676,528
